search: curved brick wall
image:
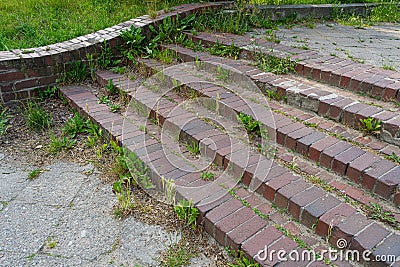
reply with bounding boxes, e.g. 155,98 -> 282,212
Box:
0,2 -> 226,105
0,2 -> 391,105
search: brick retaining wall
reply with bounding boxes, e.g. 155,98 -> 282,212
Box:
0,2 -> 225,105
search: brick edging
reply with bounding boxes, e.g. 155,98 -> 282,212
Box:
0,2 -> 226,104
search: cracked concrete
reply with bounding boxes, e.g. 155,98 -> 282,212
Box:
0,153 -> 213,267
251,22 -> 400,70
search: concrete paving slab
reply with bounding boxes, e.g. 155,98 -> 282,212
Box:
252,22 -> 400,70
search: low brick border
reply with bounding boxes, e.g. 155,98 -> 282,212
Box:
0,2 -> 226,105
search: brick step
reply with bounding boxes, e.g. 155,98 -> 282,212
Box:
95,69 -> 400,266
98,65 -> 399,211
158,45 -> 400,161
184,31 -> 400,104
59,84 -> 340,266
161,43 -> 400,147
131,50 -> 400,204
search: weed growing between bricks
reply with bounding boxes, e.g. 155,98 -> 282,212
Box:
272,107 -> 400,165
227,187 -> 334,265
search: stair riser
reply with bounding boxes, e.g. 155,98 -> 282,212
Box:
131,57 -> 400,204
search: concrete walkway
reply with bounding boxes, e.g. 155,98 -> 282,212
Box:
272,22 -> 400,70
0,153 -> 212,267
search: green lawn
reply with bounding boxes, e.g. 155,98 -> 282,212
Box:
250,0 -> 385,4
0,0 -> 199,50
0,0 -> 392,50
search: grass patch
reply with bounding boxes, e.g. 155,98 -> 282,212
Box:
334,2 -> 400,27
249,0 -> 384,4
237,112 -> 261,137
0,0 -> 202,50
185,141 -> 200,155
174,199 -> 199,229
385,152 -> 400,163
161,243 -> 195,267
359,117 -> 382,134
208,42 -> 241,59
227,249 -> 261,267
256,54 -> 296,75
200,171 -> 215,181
28,169 -> 43,180
63,113 -> 88,138
0,106 -> 10,137
23,101 -> 52,131
367,202 -> 397,227
49,134 -> 76,155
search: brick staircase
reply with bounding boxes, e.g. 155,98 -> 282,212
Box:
60,30 -> 400,266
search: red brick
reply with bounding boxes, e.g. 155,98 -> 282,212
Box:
214,206 -> 255,246
260,237 -> 298,266
242,226 -> 282,259
381,144 -> 400,157
288,187 -> 325,220
296,131 -> 326,156
316,203 -> 356,236
371,78 -> 395,98
354,105 -> 382,128
284,221 -> 302,236
196,192 -> 232,223
331,213 -> 372,246
0,71 -> 25,82
275,179 -> 311,209
374,166 -> 400,199
301,194 -> 341,229
285,127 -> 314,150
394,192 -> 400,206
349,72 -> 371,91
309,136 -> 339,162
319,141 -> 352,169
242,158 -> 269,188
367,140 -> 388,151
276,123 -> 304,146
342,102 -> 369,126
343,186 -> 364,201
384,115 -> 400,137
269,211 -> 288,225
251,162 -> 285,194
328,98 -> 354,121
264,172 -> 299,201
332,147 -> 365,175
14,78 -> 38,90
350,223 -> 390,251
256,202 -> 274,215
204,198 -> 243,236
226,215 -> 268,251
362,160 -> 397,191
372,110 -> 397,122
371,234 -> 400,266
360,74 -> 385,93
384,82 -> 400,100
318,97 -> 343,117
